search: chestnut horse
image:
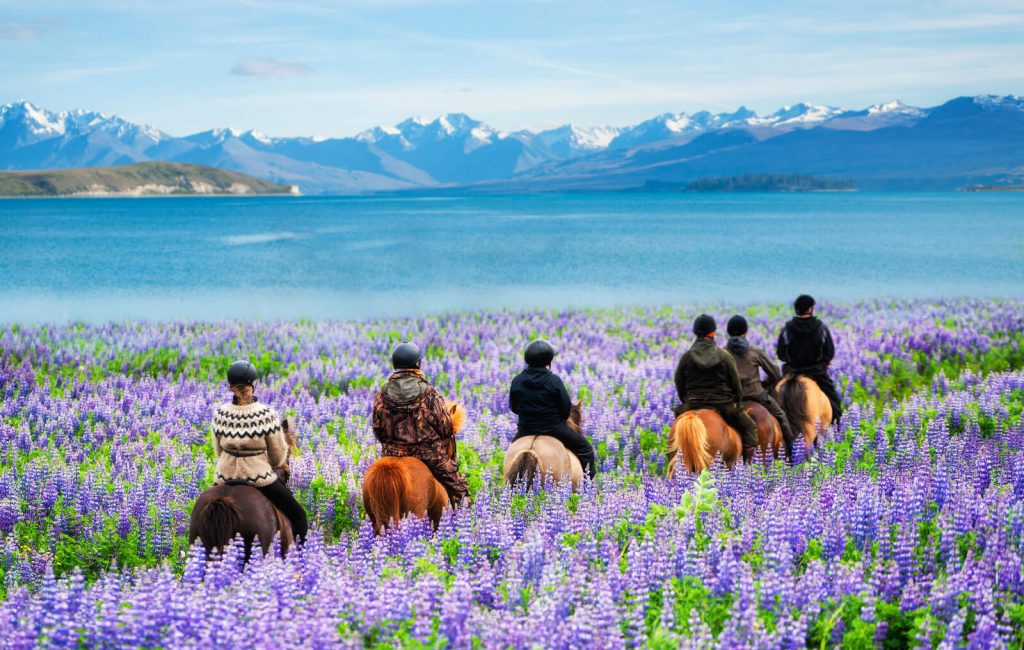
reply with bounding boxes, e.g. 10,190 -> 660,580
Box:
666,402 -> 783,475
189,415 -> 300,559
503,404 -> 585,490
362,402 -> 466,533
776,375 -> 832,454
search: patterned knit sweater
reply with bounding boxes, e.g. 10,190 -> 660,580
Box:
211,400 -> 287,487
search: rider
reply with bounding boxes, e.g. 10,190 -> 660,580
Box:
509,339 -> 597,479
725,315 -> 796,459
371,342 -> 469,507
674,315 -> 759,462
211,360 -> 308,543
776,294 -> 843,424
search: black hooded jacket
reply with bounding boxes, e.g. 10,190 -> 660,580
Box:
673,337 -> 744,405
776,316 -> 835,375
509,367 -> 572,435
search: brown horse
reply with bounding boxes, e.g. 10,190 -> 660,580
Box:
746,401 -> 784,459
666,403 -> 783,475
666,409 -> 740,475
189,414 -> 301,558
776,375 -> 832,454
362,401 -> 466,533
189,484 -> 294,559
503,404 -> 584,490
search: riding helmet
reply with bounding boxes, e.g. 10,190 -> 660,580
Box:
227,359 -> 258,386
524,339 -> 557,367
692,314 -> 716,337
794,294 -> 816,315
727,315 -> 748,336
391,342 -> 422,369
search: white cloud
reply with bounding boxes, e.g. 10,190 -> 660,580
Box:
229,57 -> 312,79
0,23 -> 44,40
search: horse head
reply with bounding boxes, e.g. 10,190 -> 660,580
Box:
568,402 -> 583,433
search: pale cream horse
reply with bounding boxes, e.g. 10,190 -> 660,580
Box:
503,404 -> 584,490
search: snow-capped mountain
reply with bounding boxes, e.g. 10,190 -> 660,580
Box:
0,95 -> 1020,192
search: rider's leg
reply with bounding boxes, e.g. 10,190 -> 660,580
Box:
257,480 -> 308,542
759,395 -> 796,459
809,373 -> 843,424
546,422 -> 598,479
421,449 -> 470,507
718,404 -> 759,461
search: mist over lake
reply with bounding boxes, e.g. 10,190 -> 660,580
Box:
1,192 -> 1022,322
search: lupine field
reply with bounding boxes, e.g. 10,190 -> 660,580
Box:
0,299 -> 1023,648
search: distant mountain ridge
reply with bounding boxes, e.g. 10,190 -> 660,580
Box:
0,162 -> 295,197
1,95 -> 1022,193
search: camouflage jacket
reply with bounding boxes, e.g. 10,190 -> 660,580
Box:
371,370 -> 457,462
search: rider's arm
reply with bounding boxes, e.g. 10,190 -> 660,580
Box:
371,392 -> 386,441
673,354 -> 687,402
509,375 -> 520,414
265,412 -> 288,470
821,326 -> 836,365
724,354 -> 744,404
776,328 -> 789,363
211,410 -> 223,456
552,375 -> 571,420
756,348 -> 782,388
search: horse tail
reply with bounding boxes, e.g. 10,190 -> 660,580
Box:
508,450 -> 540,490
780,376 -> 809,435
364,460 -> 404,532
196,496 -> 241,553
673,413 -> 713,473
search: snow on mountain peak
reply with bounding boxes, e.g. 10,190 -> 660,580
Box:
973,94 -> 1024,111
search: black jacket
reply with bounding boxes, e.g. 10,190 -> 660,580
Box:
509,367 -> 571,435
726,336 -> 782,400
673,337 -> 744,405
776,316 -> 835,375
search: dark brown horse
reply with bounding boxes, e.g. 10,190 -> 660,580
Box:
189,415 -> 300,558
745,401 -> 784,459
188,484 -> 294,558
503,404 -> 584,490
362,401 -> 466,533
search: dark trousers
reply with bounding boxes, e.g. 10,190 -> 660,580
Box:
514,422 -> 597,479
681,400 -> 759,451
749,393 -> 796,449
803,372 -> 843,423
257,479 -> 308,542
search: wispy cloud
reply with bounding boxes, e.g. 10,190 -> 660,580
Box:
0,22 -> 45,40
230,56 -> 312,79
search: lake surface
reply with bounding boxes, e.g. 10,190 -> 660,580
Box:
1,193 -> 1022,321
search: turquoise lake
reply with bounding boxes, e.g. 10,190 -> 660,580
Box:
1,193 -> 1022,321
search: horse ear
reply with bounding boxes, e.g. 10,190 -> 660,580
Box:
449,403 -> 458,415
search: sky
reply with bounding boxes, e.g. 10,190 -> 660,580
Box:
2,0 -> 1022,138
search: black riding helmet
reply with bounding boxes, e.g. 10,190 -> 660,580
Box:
692,314 -> 716,337
524,339 -> 557,367
227,359 -> 258,386
391,342 -> 422,369
727,315 -> 748,336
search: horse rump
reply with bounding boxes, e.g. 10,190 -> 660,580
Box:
192,495 -> 241,554
363,459 -> 405,532
507,449 -> 540,490
779,375 -> 809,432
670,412 -> 713,474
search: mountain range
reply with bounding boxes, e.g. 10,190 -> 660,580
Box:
1,95 -> 1022,193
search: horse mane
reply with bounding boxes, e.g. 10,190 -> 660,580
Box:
673,413 -> 712,473
196,496 -> 241,554
507,449 -> 539,490
445,401 -> 467,433
568,402 -> 583,434
780,375 -> 809,433
363,458 -> 405,532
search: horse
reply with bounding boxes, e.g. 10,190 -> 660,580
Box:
746,401 -> 784,460
362,401 -> 466,534
666,402 -> 783,475
189,414 -> 300,559
503,403 -> 584,490
776,374 -> 832,454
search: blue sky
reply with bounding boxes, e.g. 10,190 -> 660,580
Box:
2,0 -> 1022,137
